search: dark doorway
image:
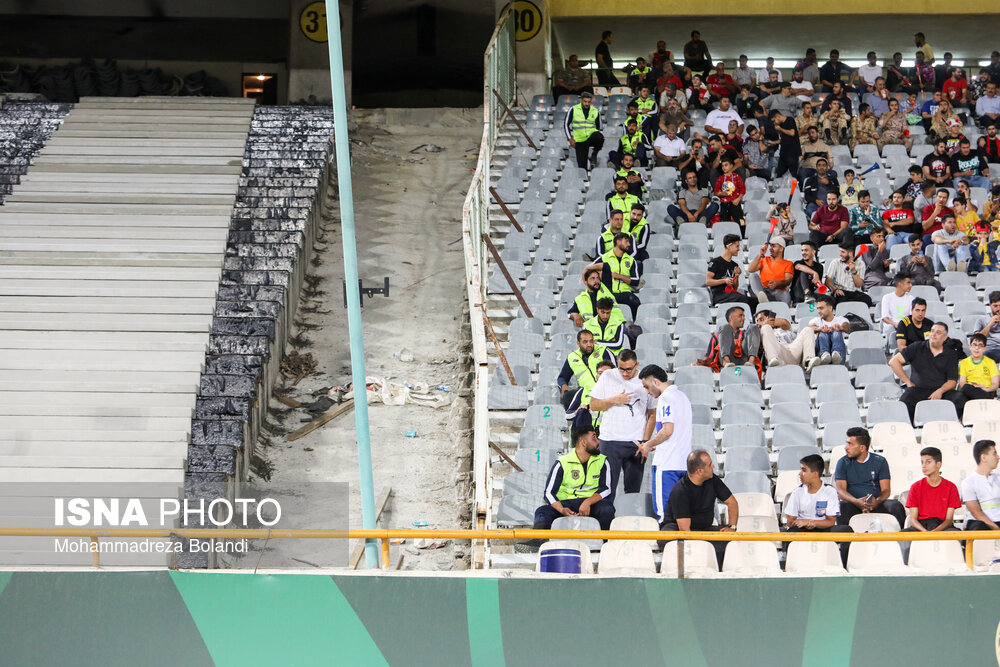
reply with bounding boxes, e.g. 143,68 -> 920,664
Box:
243,73 -> 278,104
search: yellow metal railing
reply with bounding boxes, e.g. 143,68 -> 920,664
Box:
1,527 -> 995,573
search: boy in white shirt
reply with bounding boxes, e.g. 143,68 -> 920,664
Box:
879,274 -> 914,342
962,439 -> 1000,531
638,364 -> 693,523
784,453 -> 853,564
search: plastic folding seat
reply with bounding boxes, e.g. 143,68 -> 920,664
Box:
650,167 -> 677,192
673,317 -> 711,336
846,331 -> 885,352
636,316 -> 671,337
881,143 -> 908,161
674,365 -> 714,387
910,144 -> 933,162
611,493 -> 655,520
515,446 -> 561,471
963,399 -> 1000,427
679,384 -> 716,408
718,365 -> 757,388
763,301 -> 792,321
488,265 -> 526,294
808,364 -> 850,388
913,401 -> 959,427
821,421 -> 862,452
720,402 -> 763,428
736,514 -> 780,536
862,382 -> 901,405
496,494 -> 536,527
636,330 -> 672,352
713,302 -> 751,324
534,385 -> 563,406
908,540 -> 966,573
773,470 -> 801,505
711,221 -> 742,241
764,365 -> 805,388
853,144 -> 880,166
818,401 -> 861,427
846,540 -> 908,574
776,445 -> 822,471
691,424 -> 717,453
835,302 -> 874,325
772,423 -> 819,451
870,421 -> 917,451
722,383 -> 764,407
597,541 -> 656,575
768,384 -> 811,406
723,471 -> 771,495
690,403 -> 713,425
770,402 -> 814,429
524,404 -> 566,429
488,384 -> 530,410
732,492 -> 777,519
976,272 -> 1000,290
920,419 -> 967,447
507,332 -> 545,356
677,331 -> 710,352
721,424 -> 766,450
502,471 -> 549,497
817,244 -> 841,265
848,347 -> 886,370
815,383 -> 855,405
785,541 -> 846,574
677,244 -> 710,262
676,273 -> 708,291
888,244 -> 912,263
940,284 -> 977,305
660,540 -> 719,576
854,364 -> 895,388
953,301 -> 987,321
493,364 -> 532,387
517,424 -> 566,451
722,541 -> 781,574
523,273 -> 559,295
724,446 -> 770,473
509,317 -> 545,338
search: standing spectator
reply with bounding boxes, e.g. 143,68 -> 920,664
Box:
880,274 -> 914,339
922,139 -> 954,187
954,333 -> 1000,417
877,98 -> 913,153
898,234 -> 942,293
557,330 -> 616,412
552,55 -> 594,100
785,454 -> 852,564
850,104 -> 879,152
914,52 -> 935,91
896,297 -> 933,351
951,139 -> 991,190
706,62 -> 737,101
809,295 -> 850,365
799,126 -> 833,180
882,192 -> 918,248
594,31 -> 618,86
903,447 -> 961,540
755,309 -> 818,371
809,191 -> 851,246
796,49 -> 821,86
914,32 -> 935,65
986,51 -> 1000,84
834,426 -> 907,529
930,213 -> 970,273
849,189 -> 884,244
588,350 -> 655,500
962,439 -> 1000,532
824,242 -> 872,305
864,78 -> 891,118
704,96 -> 743,136
568,267 -> 616,327
857,52 -> 883,93
771,109 -> 802,180
889,321 -> 961,423
682,30 -> 712,79
757,57 -> 782,87
975,83 -> 1000,128
660,450 -> 739,565
638,364 -> 693,521
792,240 -> 825,303
749,236 -> 794,305
858,228 -> 892,289
942,68 -> 968,108
670,169 -> 717,225
532,424 -> 615,530
651,123 -> 686,168
819,49 -> 857,92
714,156 -> 745,227
564,92 -> 604,170
975,292 -> 1000,363
733,55 -> 755,89
717,305 -> 761,369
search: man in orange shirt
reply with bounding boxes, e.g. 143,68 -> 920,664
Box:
748,236 -> 795,305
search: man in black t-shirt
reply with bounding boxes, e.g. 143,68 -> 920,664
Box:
951,138 -> 992,190
770,108 -> 801,178
922,139 -> 953,186
895,297 -> 933,351
792,240 -> 825,303
594,31 -> 618,86
661,450 -> 739,566
706,234 -> 758,309
889,321 -> 961,423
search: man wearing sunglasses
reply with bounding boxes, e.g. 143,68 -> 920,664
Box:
588,350 -> 656,501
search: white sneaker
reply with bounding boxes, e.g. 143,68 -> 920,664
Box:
723,361 -> 735,368
958,261 -> 968,273
831,351 -> 843,365
757,290 -> 769,303
948,259 -> 957,271
804,356 -> 820,372
820,352 -> 831,365
768,357 -> 783,367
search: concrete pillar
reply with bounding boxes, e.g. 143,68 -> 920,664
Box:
287,0 -> 352,105
495,0 -> 550,101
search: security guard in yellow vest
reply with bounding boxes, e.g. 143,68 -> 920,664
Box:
592,210 -> 632,260
584,297 -> 629,354
605,176 -> 641,220
532,424 -> 615,530
585,233 -> 642,321
563,91 -> 604,170
625,57 -> 653,92
616,152 -> 647,195
568,266 -> 619,327
610,120 -> 649,169
631,84 -> 659,138
557,330 -> 615,407
625,202 -> 651,262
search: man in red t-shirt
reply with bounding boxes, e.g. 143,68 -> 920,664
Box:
882,191 -> 917,249
921,188 -> 954,244
808,191 -> 850,246
706,62 -> 737,101
903,446 -> 961,534
942,69 -> 968,107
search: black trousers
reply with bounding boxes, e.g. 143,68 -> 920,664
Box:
614,292 -> 641,321
599,439 -> 644,502
952,384 -> 997,420
808,228 -> 854,248
712,290 -> 759,311
785,525 -> 854,565
900,386 -> 963,424
573,133 -> 605,169
552,85 -> 594,101
831,289 -> 873,307
837,498 -> 907,529
660,524 -> 727,566
774,149 -> 800,179
533,497 -> 615,530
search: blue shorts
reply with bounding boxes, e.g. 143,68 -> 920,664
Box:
652,466 -> 685,524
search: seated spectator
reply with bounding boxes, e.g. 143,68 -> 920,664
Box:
975,82 -> 1000,128
630,85 -> 659,137
785,453 -> 852,564
898,234 -> 943,293
955,181 -> 980,213
755,309 -> 818,371
568,267 -> 616,327
625,203 -> 651,262
789,67 -> 815,104
658,96 -> 693,141
913,181 -> 941,226
820,98 -> 850,145
706,234 -> 757,308
749,236 -> 794,305
734,85 -> 760,119
656,66 -> 685,104
558,330 -> 616,412
792,240 -> 824,303
658,82 -> 688,114
717,305 -> 761,369
920,90 -> 944,133
942,67 -> 968,108
760,82 -> 802,117
757,59 -> 782,91
880,274 -> 914,339
767,201 -> 796,244
682,30 -> 713,79
889,321 -> 961,424
626,59 -> 654,95
552,54 -> 594,100
953,195 -> 981,238
586,235 -> 640,321
615,153 -> 646,198
922,139 -> 954,187
864,78 -> 891,119
969,223 -> 1000,273
895,296 -> 933,351
877,98 -> 913,153
706,62 -> 737,102
714,156 -> 745,228
724,120 -> 744,156
902,447 -> 961,553
742,125 -> 772,180
930,213 -> 970,273
532,424 -> 615,531
839,168 -> 862,208
803,158 -> 840,220
660,450 -> 739,565
732,54 -> 755,88
796,48 -> 820,84
856,52 -> 883,93
795,102 -> 820,138
593,210 -> 630,260
810,192 -> 851,247
637,364 -> 694,519
819,50 -> 857,93
609,119 -> 649,169
584,297 -> 632,355
978,123 -> 1000,164
820,81 -> 855,116
834,426 -> 907,529
883,193 -> 919,249
887,165 -> 925,210
680,136 -> 710,190
985,186 -> 1000,226
858,227 -> 892,288
564,359 -> 614,428
932,103 -> 961,146
849,190 -> 883,245
809,295 -> 850,365
606,176 -> 642,220
652,123 -> 686,168
934,53 -> 958,90
669,169 -> 717,225
687,74 -> 712,112
962,439 -> 1000,532
885,52 -> 912,92
969,69 -> 990,108
951,139 -> 991,191
954,333 -> 1000,417
799,127 -> 834,181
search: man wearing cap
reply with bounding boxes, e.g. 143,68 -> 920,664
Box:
564,91 -> 604,170
748,236 -> 795,305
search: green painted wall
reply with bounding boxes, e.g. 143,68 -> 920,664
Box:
0,571 -> 997,666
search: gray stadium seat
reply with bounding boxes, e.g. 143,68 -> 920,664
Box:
847,331 -> 886,352
724,446 -> 771,473
772,423 -> 819,450
692,424 -> 717,453
497,494 -> 536,527
719,365 -> 757,387
676,303 -> 712,320
914,400 -> 959,427
691,404 -> 714,425
815,383 -> 855,406
769,383 -> 812,406
863,382 -> 902,404
674,316 -> 713,334
723,471 -> 771,495
614,493 -> 654,518
866,400 -> 910,426
494,364 -> 532,387
720,403 -> 764,427
854,364 -> 895,387
771,402 -> 814,427
721,424 -> 766,450
524,404 -> 566,428
848,347 -> 886,370
722,383 -> 764,406
818,401 -> 861,427
777,445 -> 822,471
518,425 -> 566,450
489,384 -> 530,409
764,365 -> 805,387
809,364 -> 851,388
677,331 -> 711,351
679,384 -> 716,407
551,516 -> 603,550
503,471 -> 549,496
836,301 -> 874,324
821,422 -> 862,451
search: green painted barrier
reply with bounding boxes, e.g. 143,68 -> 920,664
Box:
0,571 -> 997,666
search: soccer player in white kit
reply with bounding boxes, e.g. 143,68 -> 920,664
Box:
638,364 -> 694,523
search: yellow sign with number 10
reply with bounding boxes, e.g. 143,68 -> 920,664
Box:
300,1 -> 328,43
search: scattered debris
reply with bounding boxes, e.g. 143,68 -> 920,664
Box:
394,348 -> 414,362
286,399 -> 355,441
350,377 -> 451,408
281,351 -> 317,385
405,429 -> 418,438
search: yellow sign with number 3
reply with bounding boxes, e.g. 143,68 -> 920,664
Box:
300,1 -> 328,43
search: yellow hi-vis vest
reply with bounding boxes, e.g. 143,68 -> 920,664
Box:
619,132 -> 646,154
607,192 -> 640,217
584,308 -> 627,351
635,96 -> 656,114
569,104 -> 599,143
600,249 -> 636,293
574,284 -> 616,319
556,449 -> 607,500
624,216 -> 649,244
566,344 -> 609,393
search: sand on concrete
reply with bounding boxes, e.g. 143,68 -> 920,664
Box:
219,108 -> 484,572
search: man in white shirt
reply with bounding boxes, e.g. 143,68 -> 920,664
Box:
704,96 -> 744,136
962,439 -> 1000,531
879,274 -> 914,342
784,454 -> 852,564
755,310 -> 818,371
652,124 -> 687,168
757,57 -> 782,87
588,349 -> 656,500
856,51 -> 883,93
790,67 -> 815,104
638,364 -> 693,523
